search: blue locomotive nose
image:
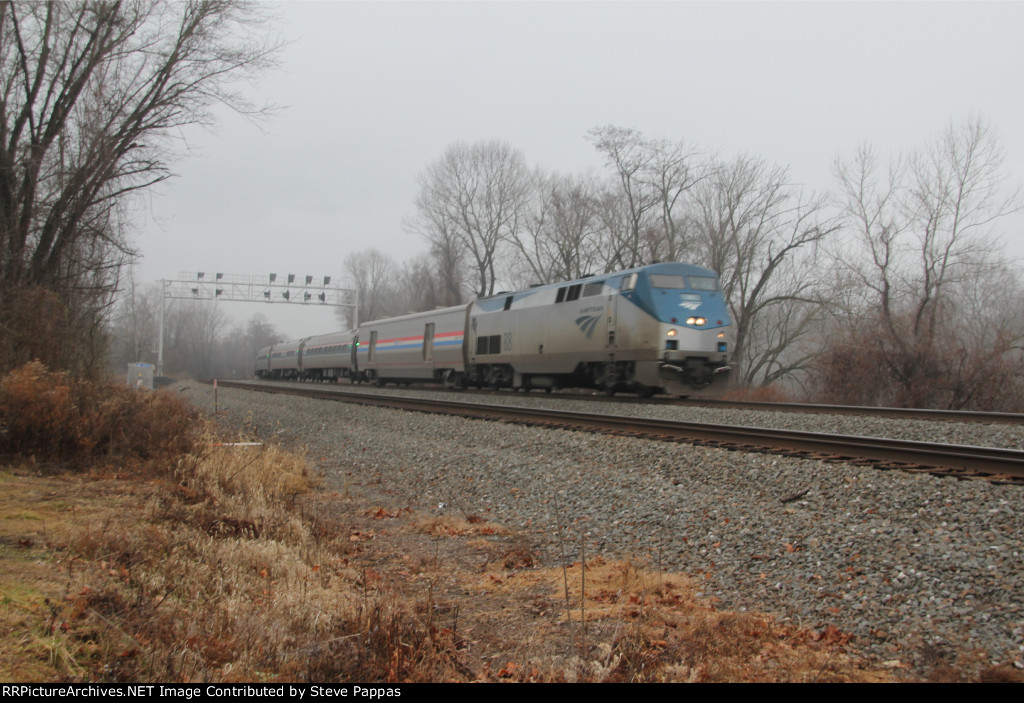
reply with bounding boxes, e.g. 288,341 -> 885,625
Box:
631,268 -> 731,329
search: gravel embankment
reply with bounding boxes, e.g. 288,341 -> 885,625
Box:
186,381 -> 1024,675
261,381 -> 1024,450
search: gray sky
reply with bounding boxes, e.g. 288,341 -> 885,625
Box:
133,1 -> 1024,339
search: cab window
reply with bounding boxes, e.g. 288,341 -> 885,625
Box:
649,274 -> 686,289
687,276 -> 719,291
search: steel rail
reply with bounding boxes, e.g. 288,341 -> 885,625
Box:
675,398 -> 1024,425
211,380 -> 1024,480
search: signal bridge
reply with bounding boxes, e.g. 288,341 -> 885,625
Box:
164,271 -> 355,306
157,271 -> 358,376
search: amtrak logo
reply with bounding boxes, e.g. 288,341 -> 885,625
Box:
574,314 -> 601,339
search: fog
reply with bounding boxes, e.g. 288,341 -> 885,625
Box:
132,1 -> 1024,339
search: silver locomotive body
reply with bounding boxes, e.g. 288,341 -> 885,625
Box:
466,263 -> 730,396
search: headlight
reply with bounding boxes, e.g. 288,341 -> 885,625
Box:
685,317 -> 706,326
666,329 -> 677,337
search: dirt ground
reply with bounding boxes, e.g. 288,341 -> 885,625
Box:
0,456 -> 903,683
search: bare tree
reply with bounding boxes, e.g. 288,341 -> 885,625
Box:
172,299 -> 228,379
426,217 -> 467,306
588,126 -> 659,269
510,170 -> 604,285
588,126 -> 706,269
213,313 -> 281,379
904,119 -> 1019,342
692,154 -> 839,386
118,297 -> 279,380
0,1 -> 279,376
108,274 -> 160,368
826,117 -> 1023,407
942,266 -> 1024,410
381,256 -> 440,315
646,136 -> 708,262
337,248 -> 397,326
412,140 -> 532,298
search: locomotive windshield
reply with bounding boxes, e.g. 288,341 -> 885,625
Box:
648,273 -> 721,291
687,276 -> 719,291
649,274 -> 687,288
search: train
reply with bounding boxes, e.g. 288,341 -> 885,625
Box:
255,262 -> 732,397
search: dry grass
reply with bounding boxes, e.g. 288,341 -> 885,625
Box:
0,361 -> 199,468
412,513 -> 509,538
532,558 -> 874,682
403,552 -> 894,683
2,364 -> 1012,682
1,437 -> 460,682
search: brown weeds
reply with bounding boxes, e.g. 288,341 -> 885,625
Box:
0,361 -> 199,468
1,377 -> 471,681
498,557 -> 882,683
0,366 -> 937,682
413,513 -> 508,538
18,438 -> 461,682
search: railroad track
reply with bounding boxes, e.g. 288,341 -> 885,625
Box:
209,379 -> 1024,483
236,378 -> 1024,425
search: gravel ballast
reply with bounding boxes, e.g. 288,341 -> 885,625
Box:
303,383 -> 1024,450
187,381 -> 1024,675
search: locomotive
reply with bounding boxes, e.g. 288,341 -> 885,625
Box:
255,262 -> 732,397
